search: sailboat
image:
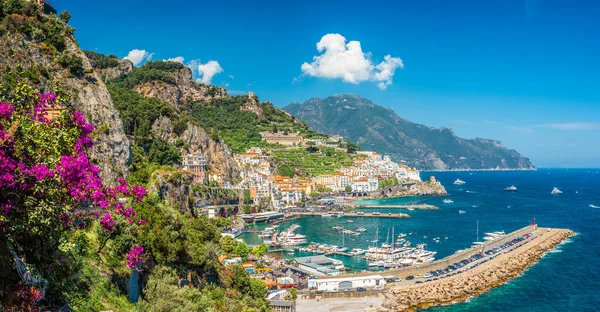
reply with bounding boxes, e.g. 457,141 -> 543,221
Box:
381,228 -> 391,248
337,230 -> 348,252
471,220 -> 484,247
370,227 -> 379,247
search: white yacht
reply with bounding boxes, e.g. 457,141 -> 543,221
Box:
551,187 -> 563,195
350,248 -> 367,256
453,179 -> 466,185
443,199 -> 454,204
459,210 -> 466,214
504,185 -> 518,192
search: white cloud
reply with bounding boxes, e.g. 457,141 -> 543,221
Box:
186,60 -> 223,84
166,56 -> 185,63
124,49 -> 154,66
300,33 -> 403,89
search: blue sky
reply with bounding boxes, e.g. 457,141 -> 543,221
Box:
53,0 -> 600,167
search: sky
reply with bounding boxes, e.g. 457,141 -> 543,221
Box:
52,0 -> 600,168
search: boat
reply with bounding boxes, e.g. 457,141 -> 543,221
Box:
350,248 -> 367,256
347,220 -> 354,223
356,227 -> 367,232
443,199 -> 454,204
321,213 -> 334,217
372,212 -> 381,216
459,210 -> 466,214
504,185 -> 518,192
590,204 -> 600,209
551,187 -> 563,195
453,179 -> 466,185
332,226 -> 343,231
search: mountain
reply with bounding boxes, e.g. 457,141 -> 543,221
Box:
283,94 -> 535,171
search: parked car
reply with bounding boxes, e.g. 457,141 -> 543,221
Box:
315,290 -> 324,295
327,288 -> 339,293
373,285 -> 384,291
344,288 -> 354,292
406,275 -> 415,280
356,287 -> 367,292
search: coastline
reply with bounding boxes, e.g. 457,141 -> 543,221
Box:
421,168 -> 537,173
372,227 -> 574,312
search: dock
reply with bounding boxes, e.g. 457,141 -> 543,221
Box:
288,212 -> 410,219
351,204 -> 438,210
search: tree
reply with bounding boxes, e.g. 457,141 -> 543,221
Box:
59,10 -> 72,23
220,236 -> 237,254
234,241 -> 249,260
278,165 -> 295,178
251,243 -> 268,258
345,185 -> 353,192
137,266 -> 214,312
284,288 -> 298,301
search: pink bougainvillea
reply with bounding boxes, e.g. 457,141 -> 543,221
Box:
126,245 -> 144,268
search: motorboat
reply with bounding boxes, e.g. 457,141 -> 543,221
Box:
443,199 -> 454,204
504,185 -> 518,192
453,179 -> 466,185
459,210 -> 466,214
357,227 -> 367,232
551,187 -> 563,195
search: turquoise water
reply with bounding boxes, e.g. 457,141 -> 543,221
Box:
241,169 -> 600,311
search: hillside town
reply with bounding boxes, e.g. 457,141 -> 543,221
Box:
181,133 -> 422,210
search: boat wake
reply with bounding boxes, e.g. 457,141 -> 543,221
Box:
589,204 -> 600,209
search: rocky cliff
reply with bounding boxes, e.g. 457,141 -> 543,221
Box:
147,169 -> 195,214
133,67 -> 228,107
0,17 -> 130,182
284,94 -> 535,171
151,116 -> 241,181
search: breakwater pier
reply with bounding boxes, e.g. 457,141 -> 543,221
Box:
350,204 -> 438,210
288,212 -> 410,219
369,226 -> 573,311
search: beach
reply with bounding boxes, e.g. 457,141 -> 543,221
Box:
297,297 -> 383,312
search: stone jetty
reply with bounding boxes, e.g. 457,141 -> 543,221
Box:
373,228 -> 574,312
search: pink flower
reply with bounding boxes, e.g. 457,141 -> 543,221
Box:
30,164 -> 55,181
0,200 -> 13,214
0,102 -> 14,120
100,213 -> 115,231
126,245 -> 144,268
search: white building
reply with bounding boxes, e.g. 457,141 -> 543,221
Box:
308,275 -> 386,291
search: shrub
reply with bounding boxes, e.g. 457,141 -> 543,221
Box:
58,53 -> 83,76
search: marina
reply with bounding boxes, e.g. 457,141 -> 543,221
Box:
350,204 -> 438,210
289,211 -> 410,218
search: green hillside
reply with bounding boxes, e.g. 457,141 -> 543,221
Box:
284,94 -> 535,170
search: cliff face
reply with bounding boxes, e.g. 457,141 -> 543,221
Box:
147,169 -> 194,214
96,59 -> 134,80
284,94 -> 535,171
0,30 -> 130,182
134,67 -> 228,107
151,116 -> 241,181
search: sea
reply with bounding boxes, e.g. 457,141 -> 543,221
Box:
240,169 -> 600,311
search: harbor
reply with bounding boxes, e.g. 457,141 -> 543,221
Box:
350,203 -> 438,210
288,211 -> 410,218
236,173 -> 593,311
